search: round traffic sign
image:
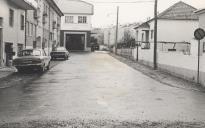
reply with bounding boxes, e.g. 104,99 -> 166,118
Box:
194,28 -> 205,40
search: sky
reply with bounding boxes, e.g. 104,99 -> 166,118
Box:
80,0 -> 205,28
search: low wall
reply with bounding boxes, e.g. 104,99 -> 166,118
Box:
117,45 -> 205,86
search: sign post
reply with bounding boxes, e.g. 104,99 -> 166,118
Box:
194,28 -> 205,84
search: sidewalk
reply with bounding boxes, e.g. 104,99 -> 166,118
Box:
110,53 -> 205,93
0,67 -> 16,80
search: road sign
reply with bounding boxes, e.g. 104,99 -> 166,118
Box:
194,28 -> 205,40
194,28 -> 205,84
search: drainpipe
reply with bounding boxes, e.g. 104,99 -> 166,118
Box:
25,10 -> 27,49
48,5 -> 51,55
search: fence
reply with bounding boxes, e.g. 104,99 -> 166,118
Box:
115,40 -> 205,86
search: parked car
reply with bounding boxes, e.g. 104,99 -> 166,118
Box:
50,47 -> 69,60
13,49 -> 51,73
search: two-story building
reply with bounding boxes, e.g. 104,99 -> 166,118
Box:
0,0 -> 37,66
57,0 -> 94,51
25,0 -> 63,55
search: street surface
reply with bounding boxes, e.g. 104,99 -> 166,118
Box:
0,52 -> 205,127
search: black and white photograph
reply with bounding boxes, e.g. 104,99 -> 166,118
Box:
0,0 -> 205,127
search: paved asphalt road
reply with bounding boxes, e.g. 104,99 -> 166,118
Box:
0,52 -> 205,127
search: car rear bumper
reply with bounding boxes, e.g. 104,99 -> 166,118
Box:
51,54 -> 67,58
14,63 -> 43,68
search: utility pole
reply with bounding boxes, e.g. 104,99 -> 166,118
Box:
153,0 -> 158,70
115,6 -> 119,54
108,31 -> 110,50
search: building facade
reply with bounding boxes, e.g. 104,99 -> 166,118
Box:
134,1 -> 199,51
103,23 -> 138,48
0,0 -> 37,66
57,0 -> 94,51
195,8 -> 205,53
25,0 -> 63,55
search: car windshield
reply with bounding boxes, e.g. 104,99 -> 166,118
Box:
18,50 -> 41,57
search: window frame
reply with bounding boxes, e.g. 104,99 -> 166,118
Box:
9,9 -> 14,27
78,16 -> 87,24
20,14 -> 24,30
0,17 -> 3,27
65,16 -> 74,23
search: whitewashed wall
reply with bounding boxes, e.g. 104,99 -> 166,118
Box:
129,39 -> 205,86
149,19 -> 198,42
61,14 -> 92,31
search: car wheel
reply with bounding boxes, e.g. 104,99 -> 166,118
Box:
17,68 -> 24,73
65,55 -> 69,60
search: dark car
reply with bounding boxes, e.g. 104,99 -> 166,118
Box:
50,47 -> 69,60
13,49 -> 51,73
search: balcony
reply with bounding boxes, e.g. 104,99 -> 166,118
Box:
9,0 -> 37,10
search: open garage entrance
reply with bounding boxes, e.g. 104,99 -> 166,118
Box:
65,34 -> 85,51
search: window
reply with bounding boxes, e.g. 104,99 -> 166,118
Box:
9,9 -> 14,27
31,23 -> 33,36
0,17 -> 3,27
78,16 -> 87,24
20,15 -> 24,30
49,32 -> 53,40
33,41 -> 37,49
65,16 -> 74,23
141,33 -> 144,42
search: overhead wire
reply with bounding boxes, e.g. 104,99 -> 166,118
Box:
87,0 -> 154,4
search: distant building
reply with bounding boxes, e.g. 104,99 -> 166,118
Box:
0,0 -> 37,66
25,0 -> 64,55
134,1 -> 199,51
103,23 -> 139,47
57,0 -> 94,51
91,28 -> 104,45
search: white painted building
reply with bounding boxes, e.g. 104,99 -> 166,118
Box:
134,1 -> 199,51
0,0 -> 37,66
57,0 -> 94,51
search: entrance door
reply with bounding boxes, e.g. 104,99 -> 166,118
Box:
66,34 -> 85,51
5,43 -> 13,66
17,44 -> 23,55
145,30 -> 149,42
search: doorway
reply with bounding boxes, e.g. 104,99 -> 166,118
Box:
65,34 -> 85,51
5,43 -> 13,66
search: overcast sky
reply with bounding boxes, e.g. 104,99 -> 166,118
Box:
82,0 -> 205,28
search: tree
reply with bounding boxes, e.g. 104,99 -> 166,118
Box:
123,30 -> 135,48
